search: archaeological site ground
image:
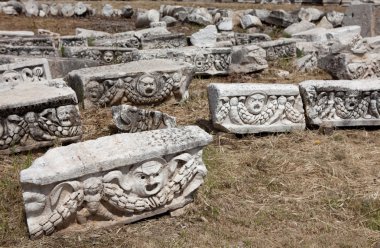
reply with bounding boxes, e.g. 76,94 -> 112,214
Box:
1,0 -> 380,247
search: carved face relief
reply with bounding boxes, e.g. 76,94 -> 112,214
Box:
83,178 -> 103,195
103,51 -> 114,63
1,70 -> 23,85
137,75 -> 158,97
24,112 -> 38,123
344,91 -> 360,111
129,160 -> 167,197
57,106 -> 74,126
245,93 -> 267,115
85,81 -> 104,102
194,54 -> 208,70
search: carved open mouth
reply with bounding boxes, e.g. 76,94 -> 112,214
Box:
145,183 -> 158,192
145,88 -> 154,94
349,103 -> 356,108
254,104 -> 261,109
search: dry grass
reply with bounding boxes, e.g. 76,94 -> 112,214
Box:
1,1 -> 380,247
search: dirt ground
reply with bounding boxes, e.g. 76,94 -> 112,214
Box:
1,1 -> 380,248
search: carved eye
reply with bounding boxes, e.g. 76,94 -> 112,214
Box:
140,175 -> 146,180
154,173 -> 159,177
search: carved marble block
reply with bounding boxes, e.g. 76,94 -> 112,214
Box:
0,37 -> 54,47
234,33 -> 271,45
0,46 -> 58,57
66,59 -> 194,108
0,58 -> 52,81
112,105 -> 176,133
208,83 -> 305,133
140,33 -> 187,50
258,39 -> 297,61
92,36 -> 141,49
59,36 -> 88,48
135,47 -> 231,76
299,80 -> 380,127
62,47 -> 137,65
20,125 -> 212,239
0,74 -> 82,154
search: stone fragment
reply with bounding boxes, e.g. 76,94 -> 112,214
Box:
74,2 -> 88,16
39,4 -> 50,17
0,58 -> 52,81
62,47 -> 136,65
25,0 -> 39,17
61,3 -> 74,17
316,17 -> 333,29
292,26 -> 361,42
75,28 -> 110,38
161,16 -> 178,27
295,54 -> 318,72
49,3 -> 61,16
318,52 -> 380,80
136,9 -> 160,28
59,36 -> 88,48
342,4 -> 375,37
102,4 -> 113,17
0,37 -> 54,47
240,15 -> 262,29
229,45 -> 268,73
190,25 -> 217,48
121,5 -> 134,18
258,39 -> 297,61
21,125 -> 211,239
0,46 -> 58,57
0,31 -> 34,37
235,33 -> 271,45
66,59 -> 194,108
92,36 -> 140,49
150,22 -> 167,28
284,21 -> 316,36
133,27 -> 171,40
208,83 -> 305,133
250,9 -> 271,21
135,47 -> 231,76
217,17 -> 233,31
2,1 -> 24,15
275,69 -> 290,79
187,8 -> 213,26
298,7 -> 324,22
264,10 -> 298,28
326,11 -> 344,27
0,76 -> 82,154
141,33 -> 187,49
299,80 -> 380,127
112,105 -> 176,133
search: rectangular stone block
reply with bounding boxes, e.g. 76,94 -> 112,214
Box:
140,33 -> 187,49
62,46 -> 137,65
66,59 -> 194,108
343,4 -> 374,37
0,37 -> 54,47
258,39 -> 297,61
92,36 -> 141,49
0,76 -> 82,154
0,31 -> 34,37
234,33 -> 271,45
0,45 -> 58,57
208,83 -> 305,134
20,125 -> 212,239
0,58 -> 52,81
300,80 -> 380,127
135,47 -> 231,76
59,36 -> 88,47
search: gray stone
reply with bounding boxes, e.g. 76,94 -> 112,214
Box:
74,2 -> 88,16
135,47 -> 231,76
141,33 -> 187,50
161,16 -> 178,27
92,36 -> 140,49
136,9 -> 160,28
25,0 -> 39,17
295,54 -> 318,72
121,5 -> 134,18
20,125 -> 211,239
208,83 -> 305,134
150,21 -> 167,28
0,58 -> 52,81
326,11 -> 344,27
229,45 -> 268,73
37,29 -> 60,38
112,105 -> 176,133
61,3 -> 74,17
299,79 -> 380,127
46,57 -> 100,79
343,4 -> 375,37
59,36 -> 88,48
0,76 -> 82,154
0,45 -> 58,57
316,17 -> 334,29
62,47 -> 137,65
258,39 -> 297,61
190,25 -> 218,48
0,37 -> 54,47
284,21 -> 316,36
133,27 -> 171,40
298,7 -> 324,22
217,17 -> 233,31
75,28 -> 110,38
235,33 -> 271,45
240,15 -> 262,29
292,26 -> 361,42
65,59 -> 194,108
187,8 -> 213,26
264,10 -> 298,28
0,31 -> 34,37
49,3 -> 61,16
250,9 -> 271,21
102,4 -> 114,17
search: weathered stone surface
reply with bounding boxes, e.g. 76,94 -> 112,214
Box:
136,9 -> 160,28
316,17 -> 334,29
46,57 -> 100,79
75,28 -> 110,38
217,17 -> 233,31
0,46 -> 58,57
0,58 -> 52,81
25,0 -> 39,17
133,27 -> 171,40
0,37 -> 54,47
112,105 -> 176,133
343,4 -> 375,37
258,39 -> 297,61
235,33 -> 271,45
66,59 -> 194,108
37,29 -> 60,38
187,8 -> 213,26
190,25 -> 217,48
295,54 -> 318,72
135,47 -> 231,76
62,47 -> 136,65
102,4 -> 114,17
92,36 -> 140,49
59,36 -> 88,48
49,3 -> 61,16
229,45 -> 268,73
61,3 -> 74,17
0,76 -> 82,154
298,7 -> 324,22
208,83 -> 305,133
0,31 -> 34,37
318,52 -> 380,80
300,80 -> 380,127
240,15 -> 262,29
21,125 -> 211,239
264,10 -> 298,28
284,21 -> 316,36
250,9 -> 271,21
74,2 -> 88,16
326,11 -> 344,27
141,33 -> 187,50
150,21 -> 167,28
121,5 -> 134,18
292,26 -> 361,42
161,16 -> 178,27
2,1 -> 24,15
